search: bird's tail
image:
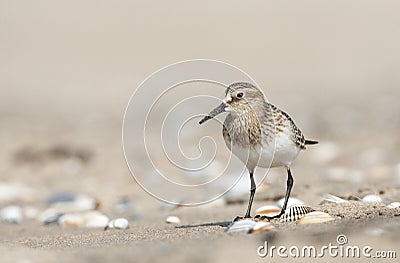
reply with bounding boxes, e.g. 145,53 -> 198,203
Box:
305,139 -> 318,145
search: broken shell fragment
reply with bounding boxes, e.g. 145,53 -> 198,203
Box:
105,218 -> 129,230
225,219 -> 256,233
387,202 -> 400,209
276,197 -> 304,208
165,216 -> 181,224
255,205 -> 281,217
362,195 -> 383,204
323,194 -> 349,204
248,221 -> 276,234
280,205 -> 314,223
297,211 -> 335,225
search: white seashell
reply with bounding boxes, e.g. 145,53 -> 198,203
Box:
280,205 -> 314,223
59,211 -> 109,228
255,205 -> 281,217
106,218 -> 129,230
276,197 -> 304,209
58,213 -> 84,227
297,211 -> 335,225
0,205 -> 23,224
165,216 -> 181,224
83,212 -> 109,228
225,220 -> 256,233
249,221 -> 276,234
362,194 -> 383,204
324,194 -> 349,204
386,202 -> 400,209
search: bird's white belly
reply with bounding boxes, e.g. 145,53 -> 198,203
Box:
230,133 -> 300,170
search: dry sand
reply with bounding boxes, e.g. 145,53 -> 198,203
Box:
1,1 -> 400,262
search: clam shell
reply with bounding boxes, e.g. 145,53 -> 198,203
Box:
225,219 -> 256,233
280,205 -> 314,223
276,197 -> 304,209
165,216 -> 181,224
249,221 -> 276,234
255,205 -> 281,217
387,202 -> 400,209
297,211 -> 335,225
106,218 -> 129,230
362,194 -> 382,204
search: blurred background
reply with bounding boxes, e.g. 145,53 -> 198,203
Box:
1,0 -> 400,261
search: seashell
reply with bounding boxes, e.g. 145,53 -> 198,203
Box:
323,194 -> 349,204
0,205 -> 23,224
225,219 -> 256,233
362,194 -> 382,204
276,197 -> 304,209
165,216 -> 181,224
255,205 -> 281,217
297,211 -> 335,225
248,221 -> 276,234
58,213 -> 84,227
386,202 -> 400,209
280,205 -> 314,223
83,211 -> 109,228
105,218 -> 129,230
59,211 -> 109,228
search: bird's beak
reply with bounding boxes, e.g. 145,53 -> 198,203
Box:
199,102 -> 227,124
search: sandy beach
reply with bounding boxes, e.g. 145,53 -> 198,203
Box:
1,1 -> 400,262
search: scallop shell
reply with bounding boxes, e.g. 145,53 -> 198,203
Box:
362,194 -> 382,204
297,211 -> 335,225
105,218 -> 129,230
165,216 -> 181,224
255,205 -> 281,217
280,205 -> 314,223
276,197 -> 304,209
387,202 -> 400,209
225,219 -> 256,233
248,221 -> 276,234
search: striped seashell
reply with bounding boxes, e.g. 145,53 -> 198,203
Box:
297,211 -> 334,225
280,205 -> 314,223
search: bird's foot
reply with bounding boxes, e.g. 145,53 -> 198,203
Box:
254,211 -> 284,221
233,215 -> 252,222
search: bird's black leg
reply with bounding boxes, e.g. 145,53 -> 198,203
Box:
244,171 -> 256,218
263,167 -> 294,220
233,171 -> 256,221
276,167 -> 293,218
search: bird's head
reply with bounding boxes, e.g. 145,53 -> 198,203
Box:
199,82 -> 266,124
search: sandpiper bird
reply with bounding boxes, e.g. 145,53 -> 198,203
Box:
199,82 -> 317,220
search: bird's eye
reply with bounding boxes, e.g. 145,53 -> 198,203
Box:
236,92 -> 244,98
